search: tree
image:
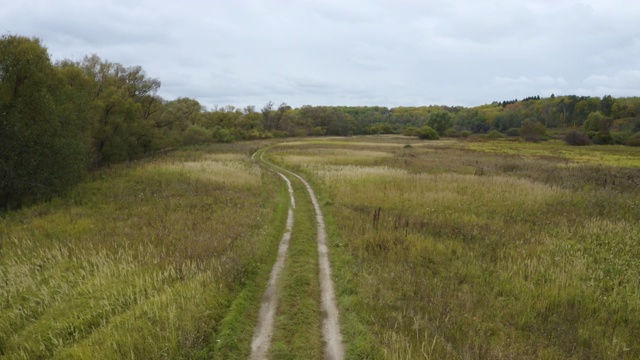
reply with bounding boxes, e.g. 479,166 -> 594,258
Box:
427,110 -> 452,135
520,118 -> 546,142
574,97 -> 601,126
273,103 -> 291,132
601,95 -> 615,117
584,111 -> 613,134
418,125 -> 440,140
159,97 -> 202,131
261,101 -> 274,130
79,55 -> 169,165
583,111 -> 614,144
0,35 -> 87,209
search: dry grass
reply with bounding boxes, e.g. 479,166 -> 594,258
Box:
152,153 -> 262,187
0,143 -> 284,358
270,137 -> 640,359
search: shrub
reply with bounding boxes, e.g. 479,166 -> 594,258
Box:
591,131 -> 614,145
213,128 -> 236,143
270,130 -> 289,138
460,130 -> 472,138
486,130 -> 505,138
520,119 -> 547,142
633,119 -> 640,133
564,130 -> 591,146
311,127 -> 326,136
612,131 -> 633,145
418,125 -> 440,140
626,132 -> 640,147
403,126 -> 421,137
505,128 -> 520,137
182,125 -> 212,145
445,128 -> 458,137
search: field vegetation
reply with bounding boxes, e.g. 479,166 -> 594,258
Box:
267,136 -> 640,359
0,142 -> 288,359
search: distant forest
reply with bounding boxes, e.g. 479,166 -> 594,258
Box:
2,35 -> 640,209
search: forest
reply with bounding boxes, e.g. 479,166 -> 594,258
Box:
2,34 -> 640,209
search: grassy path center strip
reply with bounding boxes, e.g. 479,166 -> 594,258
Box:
257,150 -> 345,360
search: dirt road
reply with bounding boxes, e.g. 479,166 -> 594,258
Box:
250,151 -> 344,360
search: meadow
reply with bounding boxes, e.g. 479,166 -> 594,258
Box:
267,136 -> 640,359
0,141 -> 288,359
2,136 -> 639,359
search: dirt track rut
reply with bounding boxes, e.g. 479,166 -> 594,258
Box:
250,151 -> 344,360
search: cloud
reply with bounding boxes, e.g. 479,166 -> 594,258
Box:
2,0 -> 640,108
584,70 -> 640,89
493,76 -> 568,88
573,70 -> 640,97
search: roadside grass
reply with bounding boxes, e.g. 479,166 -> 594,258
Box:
0,142 -> 284,359
269,138 -> 640,359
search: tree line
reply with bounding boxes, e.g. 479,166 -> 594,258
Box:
2,35 -> 640,209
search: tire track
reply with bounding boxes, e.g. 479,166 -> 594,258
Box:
252,151 -> 344,360
250,172 -> 295,359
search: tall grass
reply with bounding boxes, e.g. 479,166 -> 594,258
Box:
271,137 -> 640,359
0,142 -> 284,358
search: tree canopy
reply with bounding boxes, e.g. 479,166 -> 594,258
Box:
2,34 -> 640,209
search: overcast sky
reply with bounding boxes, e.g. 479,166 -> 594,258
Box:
3,0 -> 640,109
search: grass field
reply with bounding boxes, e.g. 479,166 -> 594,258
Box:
2,136 -> 639,359
268,136 -> 640,359
0,142 -> 287,359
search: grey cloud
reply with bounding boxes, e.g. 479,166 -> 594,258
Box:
2,0 -> 640,109
581,70 -> 640,95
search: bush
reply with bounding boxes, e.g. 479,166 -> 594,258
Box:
418,125 -> 440,140
445,128 -> 458,137
460,130 -> 472,138
591,131 -> 614,145
626,132 -> 640,147
520,119 -> 547,142
311,127 -> 326,136
486,130 -> 505,138
182,125 -> 212,145
612,131 -> 633,145
403,126 -> 421,137
564,130 -> 591,146
270,130 -> 289,138
213,128 -> 236,143
505,128 -> 520,137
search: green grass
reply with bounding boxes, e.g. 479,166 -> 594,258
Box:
270,137 -> 640,359
0,142 -> 284,359
3,137 -> 639,359
268,185 -> 323,359
259,151 -> 325,360
211,183 -> 290,359
466,138 -> 640,167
